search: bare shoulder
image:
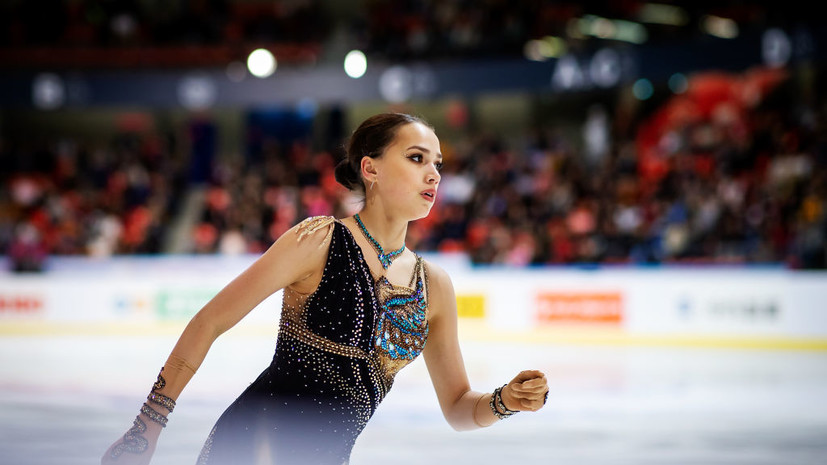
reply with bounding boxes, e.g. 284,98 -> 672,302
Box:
423,259 -> 453,290
422,259 -> 457,319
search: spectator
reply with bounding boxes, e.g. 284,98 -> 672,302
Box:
2,70 -> 825,270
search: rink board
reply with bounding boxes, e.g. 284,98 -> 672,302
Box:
1,256 -> 826,350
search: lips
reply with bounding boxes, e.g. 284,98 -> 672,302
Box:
421,189 -> 436,202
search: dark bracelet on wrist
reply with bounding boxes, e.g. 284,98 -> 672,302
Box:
140,402 -> 169,427
496,384 -> 520,415
147,391 -> 176,412
489,385 -> 517,420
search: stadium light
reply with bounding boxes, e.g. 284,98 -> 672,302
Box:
638,3 -> 689,26
763,28 -> 792,68
524,36 -> 566,61
344,50 -> 367,79
177,73 -> 217,110
247,49 -> 277,78
570,15 -> 648,44
702,15 -> 738,39
379,66 -> 412,103
32,73 -> 65,110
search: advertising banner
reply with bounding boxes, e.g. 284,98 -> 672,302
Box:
1,257 -> 825,346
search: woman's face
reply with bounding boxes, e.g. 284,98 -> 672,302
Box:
366,122 -> 443,220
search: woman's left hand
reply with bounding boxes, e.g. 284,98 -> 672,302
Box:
501,370 -> 549,412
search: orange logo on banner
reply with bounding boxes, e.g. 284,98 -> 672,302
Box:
0,294 -> 44,314
536,292 -> 623,324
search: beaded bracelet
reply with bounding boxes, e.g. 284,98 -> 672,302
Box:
489,386 -> 511,419
147,391 -> 176,412
140,402 -> 169,427
137,367 -> 174,428
489,385 -> 518,420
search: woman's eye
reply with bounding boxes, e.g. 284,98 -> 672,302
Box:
435,162 -> 444,171
409,154 -> 423,162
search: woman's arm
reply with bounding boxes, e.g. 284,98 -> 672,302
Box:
422,262 -> 549,432
159,218 -> 333,395
102,218 -> 335,464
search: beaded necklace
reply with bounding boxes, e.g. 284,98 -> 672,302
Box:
354,213 -> 405,269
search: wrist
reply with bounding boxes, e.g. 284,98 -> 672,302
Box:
138,414 -> 165,436
137,367 -> 175,430
488,385 -> 518,420
500,384 -> 520,412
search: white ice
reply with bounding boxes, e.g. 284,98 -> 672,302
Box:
1,327 -> 826,465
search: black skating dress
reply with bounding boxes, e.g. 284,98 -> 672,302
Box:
196,216 -> 430,465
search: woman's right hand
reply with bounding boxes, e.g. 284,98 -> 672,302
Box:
101,416 -> 162,465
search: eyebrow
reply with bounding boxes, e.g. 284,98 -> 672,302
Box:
406,145 -> 443,159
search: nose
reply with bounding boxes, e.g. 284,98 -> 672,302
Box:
427,165 -> 440,184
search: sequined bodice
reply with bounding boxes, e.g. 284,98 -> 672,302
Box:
371,263 -> 429,379
279,217 -> 429,393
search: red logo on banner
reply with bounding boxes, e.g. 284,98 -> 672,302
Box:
536,292 -> 623,324
0,294 -> 45,314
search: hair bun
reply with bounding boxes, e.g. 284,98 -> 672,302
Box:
334,158 -> 361,191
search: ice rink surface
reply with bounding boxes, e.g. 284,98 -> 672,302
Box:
1,326 -> 826,465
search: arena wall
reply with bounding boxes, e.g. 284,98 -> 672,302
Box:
1,256 -> 825,349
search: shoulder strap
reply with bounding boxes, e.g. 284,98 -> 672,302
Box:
408,256 -> 430,307
407,255 -> 425,289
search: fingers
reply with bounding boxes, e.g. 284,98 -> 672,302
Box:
518,396 -> 546,412
511,369 -> 545,383
503,369 -> 549,413
509,370 -> 547,394
504,387 -> 547,412
510,377 -> 547,394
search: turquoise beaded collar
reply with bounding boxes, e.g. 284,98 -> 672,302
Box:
354,213 -> 405,269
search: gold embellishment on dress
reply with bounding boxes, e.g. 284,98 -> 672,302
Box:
280,315 -> 370,360
295,216 -> 335,248
372,256 -> 429,384
279,283 -> 392,400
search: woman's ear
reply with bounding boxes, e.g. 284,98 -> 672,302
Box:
360,156 -> 379,184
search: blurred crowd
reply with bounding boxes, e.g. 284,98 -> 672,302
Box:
0,0 -> 329,48
1,130 -> 188,271
357,0 -> 752,61
424,69 -> 824,269
1,1 -> 805,65
3,68 -> 825,270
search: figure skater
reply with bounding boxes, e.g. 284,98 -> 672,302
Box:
102,112 -> 549,465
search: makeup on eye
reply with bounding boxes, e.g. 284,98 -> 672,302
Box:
405,152 -> 444,170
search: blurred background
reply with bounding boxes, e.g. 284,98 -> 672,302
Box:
1,1 -> 826,464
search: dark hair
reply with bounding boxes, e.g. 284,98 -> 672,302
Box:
334,112 -> 432,193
